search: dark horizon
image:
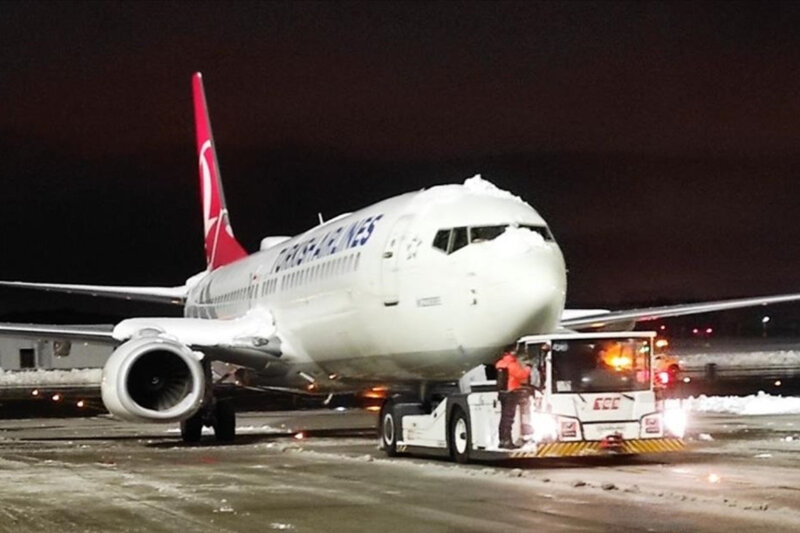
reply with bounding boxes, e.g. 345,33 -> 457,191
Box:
2,1 -> 799,315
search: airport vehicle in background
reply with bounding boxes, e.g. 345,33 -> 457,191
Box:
381,332 -> 686,463
653,337 -> 682,389
0,73 -> 798,444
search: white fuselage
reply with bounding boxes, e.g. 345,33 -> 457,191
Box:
184,183 -> 567,386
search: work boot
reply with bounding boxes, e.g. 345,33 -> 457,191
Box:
499,439 -> 519,449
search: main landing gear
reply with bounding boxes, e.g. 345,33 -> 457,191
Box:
180,360 -> 236,443
180,398 -> 236,443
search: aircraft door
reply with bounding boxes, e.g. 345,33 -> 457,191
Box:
250,264 -> 266,308
380,215 -> 414,306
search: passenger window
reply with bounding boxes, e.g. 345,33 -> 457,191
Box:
432,229 -> 451,253
451,227 -> 468,253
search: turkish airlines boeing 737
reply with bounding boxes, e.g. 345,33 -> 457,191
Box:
1,73 -> 798,442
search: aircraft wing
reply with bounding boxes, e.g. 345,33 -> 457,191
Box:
112,309 -> 276,349
561,292 -> 800,330
0,281 -> 186,305
0,323 -> 117,343
0,308 -> 279,369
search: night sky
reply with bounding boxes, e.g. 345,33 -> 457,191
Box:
1,1 -> 799,318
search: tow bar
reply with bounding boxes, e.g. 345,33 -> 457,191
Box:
600,433 -> 624,450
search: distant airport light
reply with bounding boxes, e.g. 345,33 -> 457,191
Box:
293,432 -> 305,440
658,371 -> 670,385
76,400 -> 86,408
51,394 -> 62,402
31,389 -> 39,397
705,327 -> 713,334
775,380 -> 782,387
707,473 -> 721,484
692,328 -> 699,335
762,316 -> 771,324
365,405 -> 381,412
683,377 -> 691,383
659,325 -> 666,331
655,339 -> 669,349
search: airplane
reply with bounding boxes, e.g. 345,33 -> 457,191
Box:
2,72 -> 799,443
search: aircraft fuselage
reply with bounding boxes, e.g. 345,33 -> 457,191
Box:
185,180 -> 567,386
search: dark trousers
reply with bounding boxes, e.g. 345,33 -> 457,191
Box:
499,389 -> 533,443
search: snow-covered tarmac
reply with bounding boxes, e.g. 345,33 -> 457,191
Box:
1,407 -> 800,532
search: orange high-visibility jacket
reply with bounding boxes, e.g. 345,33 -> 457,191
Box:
495,353 -> 531,391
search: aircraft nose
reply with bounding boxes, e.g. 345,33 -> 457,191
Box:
469,232 -> 567,335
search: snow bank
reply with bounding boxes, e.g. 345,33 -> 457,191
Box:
685,391 -> 800,415
165,424 -> 287,436
0,368 -> 101,386
678,351 -> 800,369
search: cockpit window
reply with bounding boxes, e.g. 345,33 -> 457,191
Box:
451,227 -> 469,253
470,225 -> 506,243
431,223 -> 554,254
432,229 -> 451,253
519,224 -> 553,241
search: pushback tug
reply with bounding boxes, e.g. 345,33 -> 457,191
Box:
379,331 -> 686,463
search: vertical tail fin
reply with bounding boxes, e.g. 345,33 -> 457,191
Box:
192,72 -> 248,271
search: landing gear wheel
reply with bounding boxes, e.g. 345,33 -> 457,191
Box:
213,400 -> 236,442
450,408 -> 471,464
380,400 -> 398,456
181,410 -> 203,443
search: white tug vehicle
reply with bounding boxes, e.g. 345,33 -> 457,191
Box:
380,331 -> 686,463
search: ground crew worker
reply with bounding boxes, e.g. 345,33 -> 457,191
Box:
495,348 -> 534,449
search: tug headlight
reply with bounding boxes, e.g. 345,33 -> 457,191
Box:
531,412 -> 559,442
664,409 -> 687,438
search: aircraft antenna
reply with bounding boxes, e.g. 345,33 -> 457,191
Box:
318,212 -> 325,224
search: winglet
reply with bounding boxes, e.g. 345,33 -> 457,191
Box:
192,72 -> 248,270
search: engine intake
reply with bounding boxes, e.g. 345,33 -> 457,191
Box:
101,335 -> 205,423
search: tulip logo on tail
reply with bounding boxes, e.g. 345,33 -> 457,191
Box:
193,72 -> 247,270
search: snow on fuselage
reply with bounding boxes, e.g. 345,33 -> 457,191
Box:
184,180 -> 567,383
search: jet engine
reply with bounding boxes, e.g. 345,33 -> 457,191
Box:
101,334 -> 205,423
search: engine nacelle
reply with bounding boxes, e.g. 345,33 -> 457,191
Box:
101,335 -> 205,423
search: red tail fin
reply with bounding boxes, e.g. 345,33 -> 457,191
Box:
192,73 -> 248,270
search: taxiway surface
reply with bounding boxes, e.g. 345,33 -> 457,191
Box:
1,409 -> 799,532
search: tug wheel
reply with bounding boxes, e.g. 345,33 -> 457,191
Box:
380,400 -> 398,456
450,407 -> 471,464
